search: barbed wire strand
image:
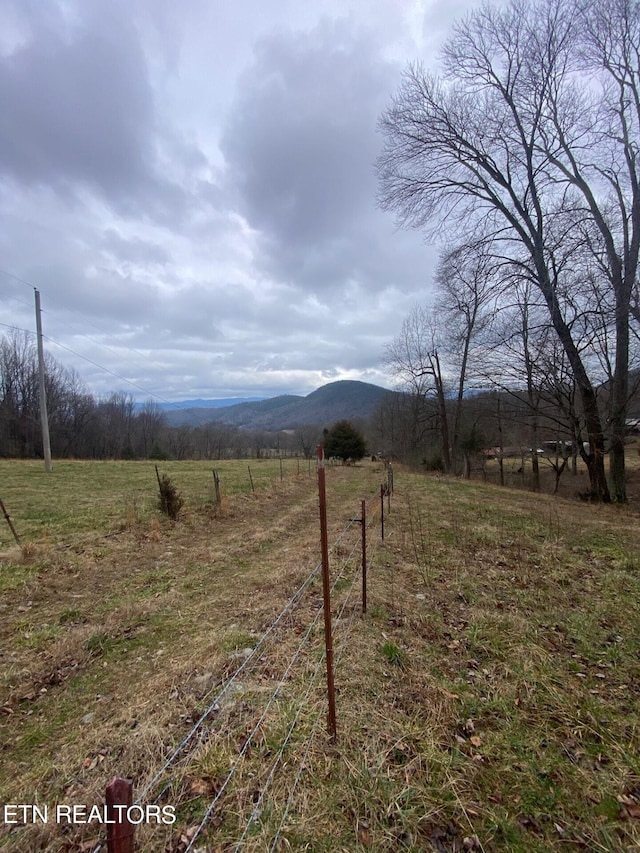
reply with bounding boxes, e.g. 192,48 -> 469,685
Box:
267,566 -> 364,852
150,578 -> 328,809
142,533 -> 359,810
233,654 -> 327,850
233,549 -> 366,848
184,524 -> 366,851
183,590 -> 330,851
135,559 -> 322,805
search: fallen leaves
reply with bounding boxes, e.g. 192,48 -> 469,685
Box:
618,793 -> 640,820
440,688 -> 460,700
82,753 -> 105,771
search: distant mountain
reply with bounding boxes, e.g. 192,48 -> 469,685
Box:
161,381 -> 393,429
142,397 -> 266,412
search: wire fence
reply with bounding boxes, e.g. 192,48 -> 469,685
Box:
95,470 -> 392,853
181,486 -> 385,852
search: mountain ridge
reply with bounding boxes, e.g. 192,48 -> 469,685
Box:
161,380 -> 393,429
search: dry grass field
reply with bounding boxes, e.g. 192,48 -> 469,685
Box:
1,458 -> 639,852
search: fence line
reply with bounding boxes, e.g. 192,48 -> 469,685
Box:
234,539 -> 366,849
184,520 -> 367,850
136,490 -> 374,809
135,559 -> 323,805
101,476 -> 391,853
267,561 -> 366,851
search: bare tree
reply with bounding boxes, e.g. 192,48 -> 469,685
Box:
531,0 -> 640,500
0,329 -> 40,456
384,306 -> 452,471
377,0 -> 617,500
370,389 -> 432,462
131,400 -> 164,458
294,424 -> 322,459
434,238 -> 498,471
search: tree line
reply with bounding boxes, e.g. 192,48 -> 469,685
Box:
377,0 -> 640,502
0,329 -> 361,462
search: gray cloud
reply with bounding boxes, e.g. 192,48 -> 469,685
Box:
101,230 -> 171,268
0,1 -> 207,225
0,1 -> 476,402
221,20 -> 405,291
0,5 -> 152,197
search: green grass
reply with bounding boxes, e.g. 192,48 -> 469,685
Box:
0,457 -> 304,548
0,461 -> 639,851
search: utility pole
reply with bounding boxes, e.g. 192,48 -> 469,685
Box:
34,289 -> 52,472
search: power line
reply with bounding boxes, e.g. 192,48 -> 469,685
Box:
2,290 -> 36,314
41,308 -> 152,369
0,269 -> 188,392
0,277 -> 234,426
43,335 -> 177,405
0,268 -> 37,291
0,321 -> 221,427
41,334 -> 226,427
0,321 -> 34,336
39,305 -> 181,382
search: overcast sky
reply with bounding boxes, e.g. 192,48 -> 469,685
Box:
0,0 -> 479,402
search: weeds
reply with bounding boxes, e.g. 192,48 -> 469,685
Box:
406,490 -> 433,586
157,472 -> 184,520
380,640 -> 408,668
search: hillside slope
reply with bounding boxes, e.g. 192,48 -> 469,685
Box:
162,381 -> 393,429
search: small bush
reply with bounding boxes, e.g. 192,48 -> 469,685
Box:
157,473 -> 184,520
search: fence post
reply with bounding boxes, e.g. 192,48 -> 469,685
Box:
380,484 -> 385,541
280,457 -> 284,481
106,777 -> 135,853
248,465 -> 255,493
361,499 -> 367,615
212,470 -> 221,506
154,465 -> 166,514
317,445 -> 337,742
0,498 -> 22,548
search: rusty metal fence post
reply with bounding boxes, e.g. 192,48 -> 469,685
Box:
106,777 -> 135,853
380,484 -> 385,541
317,445 -> 337,742
361,499 -> 367,614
